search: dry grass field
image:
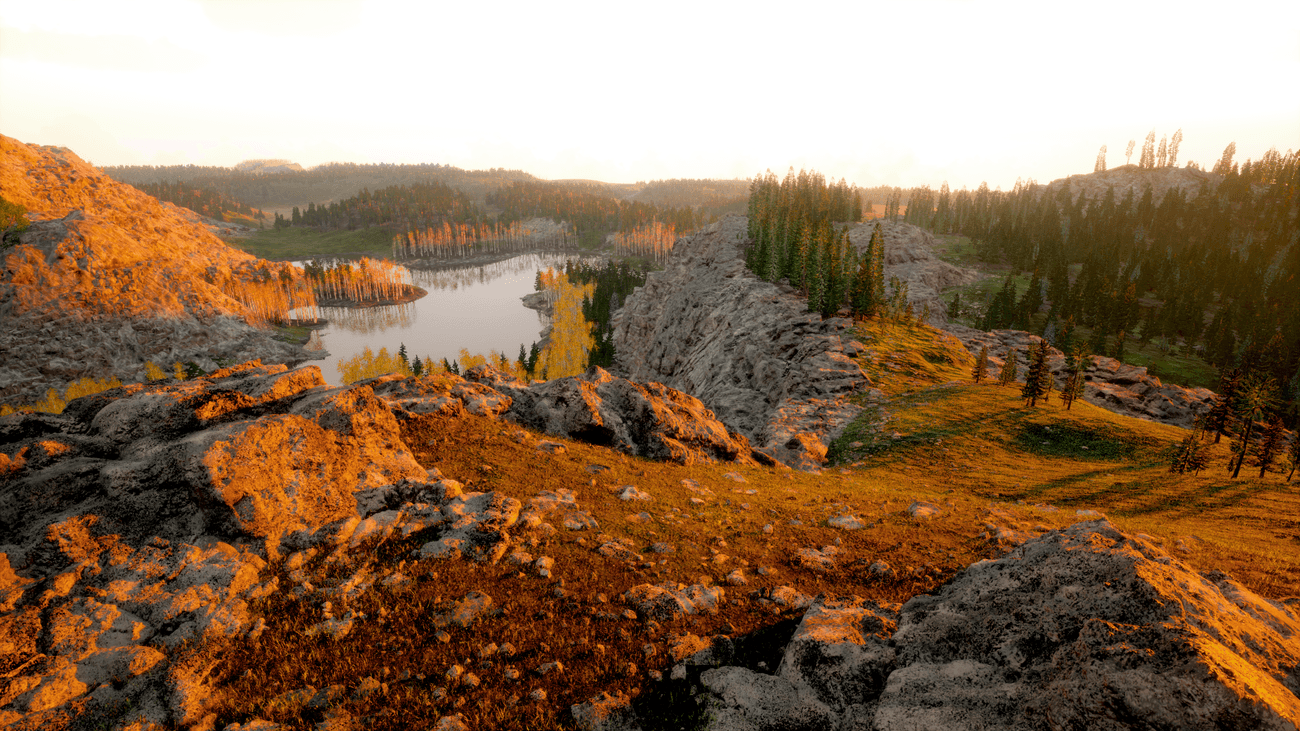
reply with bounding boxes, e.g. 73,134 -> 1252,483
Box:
89,318 -> 1297,731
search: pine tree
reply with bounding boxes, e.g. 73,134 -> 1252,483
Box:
998,349 -> 1019,386
1170,431 -> 1212,475
398,342 -> 409,368
1253,416 -> 1287,479
1139,131 -> 1156,169
1021,341 -> 1052,406
1229,374 -> 1277,478
1060,348 -> 1090,410
948,292 -> 962,320
1213,142 -> 1237,175
412,356 -> 424,377
1288,432 -> 1300,482
972,345 -> 989,383
1094,145 -> 1107,173
1156,135 -> 1168,168
1125,139 -> 1136,166
1204,369 -> 1242,443
1168,128 -> 1183,167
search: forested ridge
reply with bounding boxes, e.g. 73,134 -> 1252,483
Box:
102,162 -> 538,210
125,181 -> 263,223
900,143 -> 1300,423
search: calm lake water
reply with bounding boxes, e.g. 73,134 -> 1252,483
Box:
298,253 -> 599,386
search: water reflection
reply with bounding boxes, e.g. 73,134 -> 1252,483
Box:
318,303 -> 417,333
302,252 -> 600,386
410,253 -> 604,292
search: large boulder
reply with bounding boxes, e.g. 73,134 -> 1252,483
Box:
0,361 -> 426,557
697,521 -> 1300,730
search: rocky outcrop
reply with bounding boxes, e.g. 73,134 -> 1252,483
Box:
693,520 -> 1300,730
0,135 -> 320,407
945,325 -> 1216,427
612,215 -> 875,469
377,364 -> 766,466
1040,164 -> 1220,208
0,361 -> 582,726
847,219 -> 981,325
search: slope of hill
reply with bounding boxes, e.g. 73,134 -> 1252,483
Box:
1039,163 -> 1221,205
0,135 -> 319,406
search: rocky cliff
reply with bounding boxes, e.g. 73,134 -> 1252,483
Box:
612,216 -> 875,469
0,136 -> 318,406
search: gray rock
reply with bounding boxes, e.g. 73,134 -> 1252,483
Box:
611,215 -> 871,469
699,665 -> 837,731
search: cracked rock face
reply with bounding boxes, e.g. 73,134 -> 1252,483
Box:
611,215 -> 873,469
698,521 -> 1300,730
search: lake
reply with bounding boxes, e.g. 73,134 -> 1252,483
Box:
299,253 -> 600,386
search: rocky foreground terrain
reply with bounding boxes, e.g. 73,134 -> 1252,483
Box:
0,136 -> 319,407
2,362 -> 1297,730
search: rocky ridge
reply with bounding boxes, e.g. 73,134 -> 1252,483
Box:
0,135 -> 319,406
945,325 -> 1217,427
612,215 -> 876,470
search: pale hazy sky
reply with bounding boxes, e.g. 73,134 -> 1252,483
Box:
1,0 -> 1297,191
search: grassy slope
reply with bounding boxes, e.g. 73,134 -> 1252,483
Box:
226,226 -> 396,260
160,320 -> 1298,731
931,231 -> 1219,390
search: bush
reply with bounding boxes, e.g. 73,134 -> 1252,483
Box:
0,194 -> 30,246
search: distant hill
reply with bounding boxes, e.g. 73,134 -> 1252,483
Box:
1039,163 -> 1221,205
101,162 -> 541,212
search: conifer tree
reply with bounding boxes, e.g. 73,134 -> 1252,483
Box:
1253,416 -> 1287,479
1288,432 -> 1300,482
998,349 -> 1019,386
1021,341 -> 1052,406
1060,348 -> 1090,410
1204,369 -> 1242,443
1125,139 -> 1136,165
1094,145 -> 1107,173
1139,131 -> 1157,169
948,292 -> 961,320
1156,135 -> 1168,168
1168,128 -> 1183,167
1170,431 -> 1212,475
972,345 -> 989,383
1229,374 -> 1276,479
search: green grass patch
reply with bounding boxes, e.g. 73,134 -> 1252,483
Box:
228,226 -> 396,260
1015,422 -> 1161,461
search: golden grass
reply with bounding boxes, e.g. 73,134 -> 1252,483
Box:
80,317 -> 1298,731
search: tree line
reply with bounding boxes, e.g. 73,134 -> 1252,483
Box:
127,181 -> 263,223
486,180 -> 703,249
903,142 -> 1299,424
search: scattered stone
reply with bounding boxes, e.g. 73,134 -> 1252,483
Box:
827,514 -> 865,530
794,545 -> 840,572
432,591 -> 493,629
570,690 -> 639,731
908,501 -> 941,518
726,569 -> 747,586
618,486 -> 653,502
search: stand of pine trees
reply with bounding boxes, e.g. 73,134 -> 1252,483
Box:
744,168 -> 880,318
903,143 -> 1300,428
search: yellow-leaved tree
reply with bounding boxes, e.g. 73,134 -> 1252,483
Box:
536,272 -> 595,380
338,346 -> 413,385
25,376 -> 125,415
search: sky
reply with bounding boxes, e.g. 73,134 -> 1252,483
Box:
1,0 -> 1297,191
